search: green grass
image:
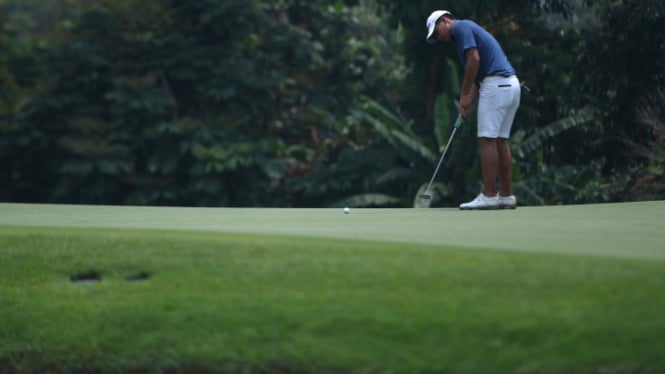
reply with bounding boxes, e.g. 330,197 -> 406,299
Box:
1,202 -> 665,373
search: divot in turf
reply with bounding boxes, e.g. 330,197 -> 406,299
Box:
125,271 -> 151,282
70,269 -> 102,284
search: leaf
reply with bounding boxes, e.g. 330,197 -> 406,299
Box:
434,92 -> 453,149
360,97 -> 415,136
329,193 -> 401,208
354,99 -> 437,163
514,108 -> 594,159
390,129 -> 438,162
432,58 -> 463,149
375,167 -> 418,186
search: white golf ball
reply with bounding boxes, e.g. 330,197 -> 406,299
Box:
343,207 -> 350,214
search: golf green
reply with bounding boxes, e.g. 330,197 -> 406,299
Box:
1,201 -> 663,258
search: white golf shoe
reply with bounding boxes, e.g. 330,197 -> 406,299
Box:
459,193 -> 500,210
498,195 -> 517,209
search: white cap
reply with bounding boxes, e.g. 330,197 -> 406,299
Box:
426,10 -> 451,43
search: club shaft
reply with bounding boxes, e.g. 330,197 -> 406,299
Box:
423,126 -> 458,193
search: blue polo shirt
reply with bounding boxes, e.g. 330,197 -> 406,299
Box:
451,20 -> 515,84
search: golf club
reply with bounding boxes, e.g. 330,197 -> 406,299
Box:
419,114 -> 463,200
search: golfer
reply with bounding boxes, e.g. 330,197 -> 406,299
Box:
426,10 -> 520,209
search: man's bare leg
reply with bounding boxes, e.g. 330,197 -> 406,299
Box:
479,137 -> 498,197
497,138 -> 512,197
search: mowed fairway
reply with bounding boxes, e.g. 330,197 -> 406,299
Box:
1,202 -> 664,373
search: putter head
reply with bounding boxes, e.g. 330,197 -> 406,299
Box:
419,193 -> 432,200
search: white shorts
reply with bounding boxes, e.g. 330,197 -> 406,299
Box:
477,75 -> 521,139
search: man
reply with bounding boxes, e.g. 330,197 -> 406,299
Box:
426,10 -> 520,210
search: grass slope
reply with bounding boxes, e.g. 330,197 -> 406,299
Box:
1,202 -> 664,373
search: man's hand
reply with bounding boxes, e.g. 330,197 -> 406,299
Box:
459,94 -> 473,116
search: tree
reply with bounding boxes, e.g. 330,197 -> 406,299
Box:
2,0 -> 661,207
574,0 -> 665,170
0,0 -> 412,207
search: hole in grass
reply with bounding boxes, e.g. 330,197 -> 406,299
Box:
70,270 -> 101,283
125,271 -> 151,282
